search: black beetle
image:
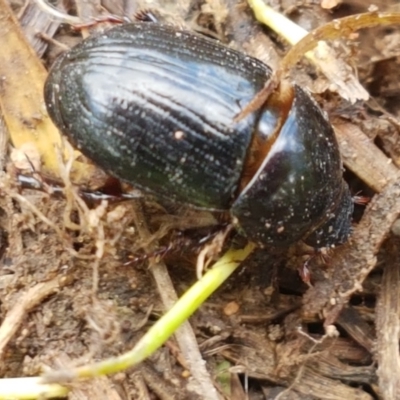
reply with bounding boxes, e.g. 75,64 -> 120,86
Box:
44,22 -> 353,248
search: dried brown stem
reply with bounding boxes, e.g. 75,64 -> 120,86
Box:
303,174 -> 400,324
375,238 -> 400,399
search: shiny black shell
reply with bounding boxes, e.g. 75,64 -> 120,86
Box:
44,23 -> 353,248
45,23 -> 269,210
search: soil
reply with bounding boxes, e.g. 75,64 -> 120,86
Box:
1,0 -> 400,399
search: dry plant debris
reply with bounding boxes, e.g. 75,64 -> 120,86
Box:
0,0 -> 400,399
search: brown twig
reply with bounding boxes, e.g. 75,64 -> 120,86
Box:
0,276 -> 70,357
303,174 -> 400,324
375,237 -> 400,398
335,122 -> 399,192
